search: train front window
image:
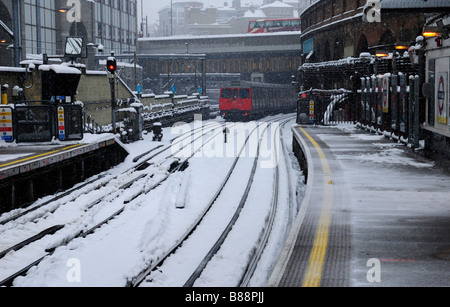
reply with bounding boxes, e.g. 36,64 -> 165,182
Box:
239,88 -> 250,99
221,88 -> 232,98
233,89 -> 239,99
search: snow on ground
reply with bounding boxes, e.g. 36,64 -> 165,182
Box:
1,115 -> 305,287
3,117 -> 448,287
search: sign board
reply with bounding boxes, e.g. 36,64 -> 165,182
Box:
436,72 -> 447,125
137,84 -> 142,94
58,106 -> 65,141
302,37 -> 314,54
0,106 -> 13,142
309,100 -> 315,124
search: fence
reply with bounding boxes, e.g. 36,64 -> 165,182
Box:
4,103 -> 83,143
297,72 -> 421,148
358,72 -> 421,147
297,89 -> 357,125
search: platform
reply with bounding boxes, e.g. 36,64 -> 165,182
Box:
268,125 -> 450,287
0,135 -> 128,214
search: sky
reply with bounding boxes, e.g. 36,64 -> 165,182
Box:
139,0 -> 264,25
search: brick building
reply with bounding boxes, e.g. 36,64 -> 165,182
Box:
299,0 -> 424,64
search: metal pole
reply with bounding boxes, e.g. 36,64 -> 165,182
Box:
414,75 -> 420,149
141,0 -> 144,35
110,76 -> 116,133
171,0 -> 173,36
134,52 -> 137,92
408,75 -> 414,145
201,59 -> 206,96
36,0 -> 41,54
12,0 -> 21,67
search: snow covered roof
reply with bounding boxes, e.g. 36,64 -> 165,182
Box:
243,9 -> 266,18
261,1 -> 293,9
39,63 -> 81,75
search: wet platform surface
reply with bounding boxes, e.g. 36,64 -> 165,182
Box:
268,125 -> 450,287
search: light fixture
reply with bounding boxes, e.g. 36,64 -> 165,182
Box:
375,51 -> 389,57
422,26 -> 441,38
0,39 -> 6,43
423,31 -> 440,37
58,7 -> 70,13
395,42 -> 410,50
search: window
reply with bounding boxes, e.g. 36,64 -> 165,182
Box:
221,88 -> 232,98
239,89 -> 250,99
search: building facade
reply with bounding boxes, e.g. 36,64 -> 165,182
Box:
299,0 -> 424,64
0,0 -> 137,67
138,32 -> 301,96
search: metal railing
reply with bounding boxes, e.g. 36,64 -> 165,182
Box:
296,71 -> 421,148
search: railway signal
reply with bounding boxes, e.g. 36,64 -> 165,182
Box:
107,58 -> 117,75
107,53 -> 117,132
297,91 -> 313,124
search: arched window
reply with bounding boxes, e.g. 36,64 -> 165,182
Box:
356,34 -> 369,56
379,30 -> 396,46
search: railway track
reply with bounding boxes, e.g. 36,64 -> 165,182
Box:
128,115 -> 296,287
0,115 -> 300,287
0,121 -> 224,287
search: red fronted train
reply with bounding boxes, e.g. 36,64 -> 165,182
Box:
219,82 -> 297,121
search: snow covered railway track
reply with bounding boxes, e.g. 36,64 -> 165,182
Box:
187,116 -> 296,287
0,122 -> 219,228
127,116 -> 295,287
0,122 -> 223,287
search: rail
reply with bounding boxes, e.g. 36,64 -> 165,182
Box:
0,122 -> 222,287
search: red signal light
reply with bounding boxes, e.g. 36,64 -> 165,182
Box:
106,58 -> 117,75
301,93 -> 307,98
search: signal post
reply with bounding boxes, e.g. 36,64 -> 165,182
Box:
107,53 -> 117,133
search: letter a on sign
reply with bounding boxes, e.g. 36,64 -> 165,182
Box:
366,258 -> 381,282
66,0 -> 82,23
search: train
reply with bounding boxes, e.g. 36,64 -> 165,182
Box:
219,82 -> 297,121
248,18 -> 301,34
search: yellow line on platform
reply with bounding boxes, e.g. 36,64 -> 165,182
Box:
298,127 -> 334,287
0,144 -> 82,168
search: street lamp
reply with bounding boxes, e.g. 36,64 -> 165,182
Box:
395,42 -> 411,51
59,7 -> 70,13
375,51 -> 389,58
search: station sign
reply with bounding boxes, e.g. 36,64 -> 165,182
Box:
0,106 -> 13,142
58,106 -> 65,141
309,100 -> 315,124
